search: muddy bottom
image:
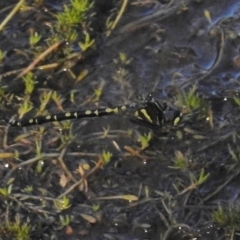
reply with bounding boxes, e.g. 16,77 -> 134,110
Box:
1,0 -> 240,239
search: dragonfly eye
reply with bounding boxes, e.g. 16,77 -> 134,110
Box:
163,110 -> 182,126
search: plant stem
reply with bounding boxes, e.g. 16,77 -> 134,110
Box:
0,0 -> 25,32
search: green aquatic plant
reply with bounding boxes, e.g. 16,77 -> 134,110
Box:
49,0 -> 94,44
54,196 -> 71,211
78,32 -> 95,51
138,132 -> 152,150
113,52 -> 132,65
92,203 -> 100,211
0,185 -> 12,197
23,185 -> 33,193
56,0 -> 92,28
101,150 -> 112,164
29,31 -> 42,47
233,96 -> 240,107
2,217 -> 32,240
213,203 -> 240,230
18,100 -> 33,119
59,215 -> 71,227
179,168 -> 209,196
36,91 -> 52,116
175,85 -> 209,113
0,50 -> 6,61
22,72 -> 36,95
174,85 -> 210,124
171,150 -> 189,170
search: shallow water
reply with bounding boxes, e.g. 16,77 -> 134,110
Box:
1,1 -> 240,239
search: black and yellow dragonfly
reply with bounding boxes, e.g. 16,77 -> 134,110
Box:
8,94 -> 182,129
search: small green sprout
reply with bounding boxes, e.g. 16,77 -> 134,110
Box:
234,96 -> 240,107
56,0 -> 92,28
0,185 -> 12,196
36,160 -> 44,174
30,126 -> 45,137
92,203 -> 100,212
22,72 -> 36,95
59,120 -> 74,131
37,91 -> 52,115
70,90 -> 76,103
138,132 -> 152,150
192,168 -> 209,186
175,85 -> 208,113
51,28 -> 78,43
55,121 -> 74,147
66,29 -> 79,42
93,88 -> 102,101
23,185 -> 33,193
29,31 -> 41,46
54,196 -> 71,211
212,204 -> 229,226
18,100 -> 33,119
213,203 -> 240,230
0,49 -> 6,61
92,80 -> 105,101
59,215 -> 71,227
78,32 -> 95,51
112,68 -> 128,83
179,169 -> 209,195
113,52 -> 132,66
51,91 -> 64,109
171,150 -> 189,170
4,217 -> 31,240
179,85 -> 200,110
118,52 -> 132,65
204,9 -> 212,24
102,150 -> 112,164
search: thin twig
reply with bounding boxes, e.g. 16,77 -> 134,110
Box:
14,40 -> 64,80
57,146 -> 77,182
12,193 -> 56,202
123,146 -> 152,160
111,0 -> 128,31
0,0 -> 25,32
57,158 -> 104,199
0,63 -> 60,78
3,125 -> 9,149
3,151 -> 101,183
203,169 -> 240,203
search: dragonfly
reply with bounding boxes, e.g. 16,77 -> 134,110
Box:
8,94 -> 182,129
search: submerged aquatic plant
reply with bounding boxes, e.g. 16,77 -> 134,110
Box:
175,85 -> 209,113
56,0 -> 92,27
0,216 -> 32,240
213,203 -> 240,230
